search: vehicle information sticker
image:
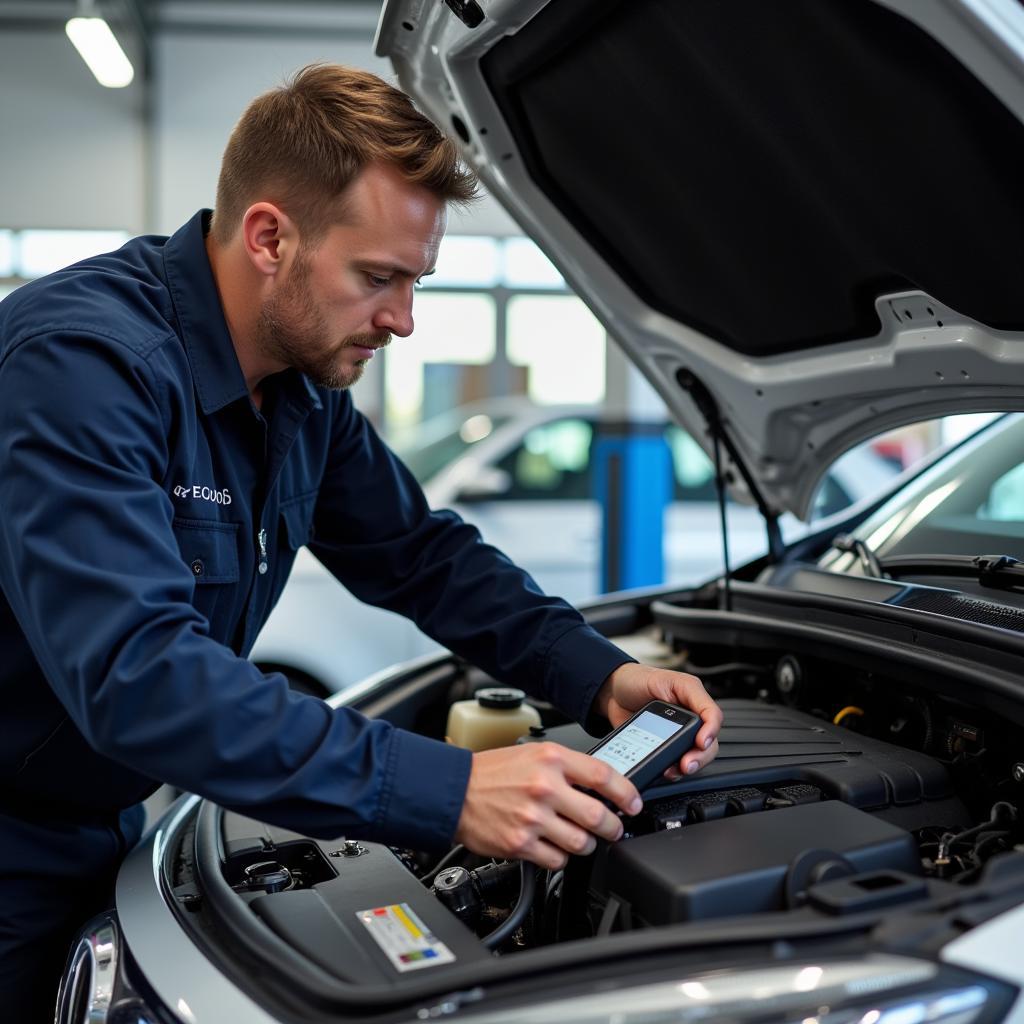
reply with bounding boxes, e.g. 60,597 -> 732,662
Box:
356,902 -> 456,972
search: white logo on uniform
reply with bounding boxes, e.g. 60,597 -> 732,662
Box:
172,483 -> 232,505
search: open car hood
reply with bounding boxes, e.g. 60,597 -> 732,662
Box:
376,0 -> 1024,520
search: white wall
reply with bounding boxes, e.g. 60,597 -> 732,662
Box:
152,30 -> 518,235
0,27 -> 146,232
153,32 -> 390,232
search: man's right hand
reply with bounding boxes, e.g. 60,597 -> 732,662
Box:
453,742 -> 643,870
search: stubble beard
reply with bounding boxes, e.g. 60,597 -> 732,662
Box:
255,255 -> 390,391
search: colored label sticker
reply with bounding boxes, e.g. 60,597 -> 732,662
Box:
356,902 -> 456,973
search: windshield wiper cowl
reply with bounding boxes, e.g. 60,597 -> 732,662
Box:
868,553 -> 1024,592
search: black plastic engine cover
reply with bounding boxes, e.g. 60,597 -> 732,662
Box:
221,812 -> 489,985
605,800 -> 921,926
530,699 -> 958,820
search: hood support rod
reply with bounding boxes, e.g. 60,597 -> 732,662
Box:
675,369 -> 785,564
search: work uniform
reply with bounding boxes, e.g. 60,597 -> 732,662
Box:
0,210 -> 631,1018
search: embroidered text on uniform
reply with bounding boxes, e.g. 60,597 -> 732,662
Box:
172,484 -> 233,505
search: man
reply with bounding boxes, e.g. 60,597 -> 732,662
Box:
0,64 -> 721,1018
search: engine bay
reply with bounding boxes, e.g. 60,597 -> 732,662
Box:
150,573 -> 1024,1021
205,635 -> 1024,989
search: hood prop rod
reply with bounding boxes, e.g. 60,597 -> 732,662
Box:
675,369 -> 785,602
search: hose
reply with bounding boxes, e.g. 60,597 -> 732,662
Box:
936,802 -> 1016,865
482,860 -> 535,950
833,705 -> 865,727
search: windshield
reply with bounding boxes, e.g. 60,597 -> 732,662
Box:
392,413 -> 512,485
819,413 -> 1024,568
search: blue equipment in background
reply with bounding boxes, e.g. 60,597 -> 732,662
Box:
592,426 -> 672,592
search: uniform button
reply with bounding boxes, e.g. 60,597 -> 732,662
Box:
191,559 -> 204,576
258,562 -> 268,575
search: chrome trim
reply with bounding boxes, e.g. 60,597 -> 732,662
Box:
942,900 -> 1024,1023
326,649 -> 454,710
452,956 -> 989,1024
55,915 -> 117,1023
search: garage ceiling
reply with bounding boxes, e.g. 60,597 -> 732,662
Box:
0,1 -> 381,39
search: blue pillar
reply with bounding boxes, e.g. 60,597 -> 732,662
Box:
592,428 -> 672,592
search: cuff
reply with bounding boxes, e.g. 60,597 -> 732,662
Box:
372,728 -> 472,851
540,624 -> 635,737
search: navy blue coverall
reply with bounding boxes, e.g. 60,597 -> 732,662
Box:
0,211 -> 631,1018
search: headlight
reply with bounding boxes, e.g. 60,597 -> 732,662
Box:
55,912 -> 162,1024
465,955 -> 1017,1024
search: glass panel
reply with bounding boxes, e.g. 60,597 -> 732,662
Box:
811,414 -> 998,523
940,412 -> 1000,446
0,231 -> 13,277
979,462 -> 1024,522
421,235 -> 501,288
819,414 -> 1024,569
411,292 -> 496,364
385,293 -> 496,428
502,237 -> 564,288
506,295 -> 605,405
19,229 -> 129,278
665,425 -> 717,501
413,292 -> 497,364
392,413 -> 512,486
493,419 -> 594,500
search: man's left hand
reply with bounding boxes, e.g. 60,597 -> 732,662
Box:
594,662 -> 722,778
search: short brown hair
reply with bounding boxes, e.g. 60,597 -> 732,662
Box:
211,63 -> 478,243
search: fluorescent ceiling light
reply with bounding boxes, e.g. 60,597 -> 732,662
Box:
65,16 -> 134,88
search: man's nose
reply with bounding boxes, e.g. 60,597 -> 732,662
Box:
373,290 -> 414,338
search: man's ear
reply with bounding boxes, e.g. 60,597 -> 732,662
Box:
240,203 -> 299,277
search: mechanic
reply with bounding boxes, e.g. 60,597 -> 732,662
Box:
0,64 -> 722,1018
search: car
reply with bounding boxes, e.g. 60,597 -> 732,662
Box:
58,1 -> 1024,1021
250,398 -> 897,695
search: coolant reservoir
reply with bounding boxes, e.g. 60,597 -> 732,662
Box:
445,687 -> 541,751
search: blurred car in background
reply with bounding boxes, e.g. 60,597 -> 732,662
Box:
250,398 -> 898,695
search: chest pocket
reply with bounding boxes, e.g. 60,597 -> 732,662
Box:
172,517 -> 240,637
268,492 -> 318,615
280,492 -> 317,551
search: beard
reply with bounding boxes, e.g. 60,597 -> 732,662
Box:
255,253 -> 390,390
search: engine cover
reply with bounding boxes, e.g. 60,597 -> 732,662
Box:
533,698 -> 969,926
604,799 -> 920,925
530,698 -> 966,827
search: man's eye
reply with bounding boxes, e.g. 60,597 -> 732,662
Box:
367,274 -> 390,288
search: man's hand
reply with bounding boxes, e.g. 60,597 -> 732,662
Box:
595,662 -> 722,778
453,742 -> 642,870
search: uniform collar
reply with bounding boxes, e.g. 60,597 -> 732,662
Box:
162,210 -> 322,415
